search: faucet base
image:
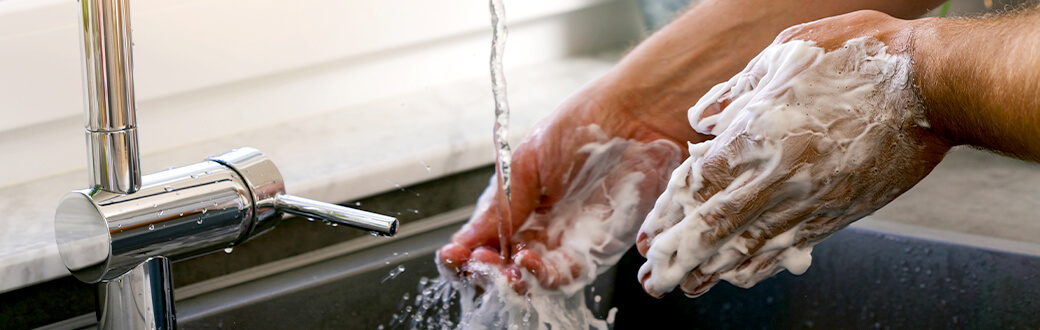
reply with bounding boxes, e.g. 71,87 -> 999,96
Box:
96,257 -> 176,330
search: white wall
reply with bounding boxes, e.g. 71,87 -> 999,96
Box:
0,0 -> 644,187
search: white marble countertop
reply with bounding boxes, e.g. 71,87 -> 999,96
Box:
0,53 -> 620,293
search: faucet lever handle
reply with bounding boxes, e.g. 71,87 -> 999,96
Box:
273,194 -> 398,236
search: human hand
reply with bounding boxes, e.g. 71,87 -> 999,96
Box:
436,90 -> 687,294
636,11 -> 952,298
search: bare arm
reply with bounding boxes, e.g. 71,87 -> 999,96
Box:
913,7 -> 1040,161
595,0 -> 946,144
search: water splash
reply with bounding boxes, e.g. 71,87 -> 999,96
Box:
385,268 -> 615,330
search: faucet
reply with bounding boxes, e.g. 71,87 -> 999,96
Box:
52,0 -> 399,329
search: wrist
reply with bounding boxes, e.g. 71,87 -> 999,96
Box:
902,17 -> 956,144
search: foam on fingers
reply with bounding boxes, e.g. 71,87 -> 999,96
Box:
640,37 -> 927,296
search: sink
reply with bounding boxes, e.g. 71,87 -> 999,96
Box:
165,208 -> 1040,329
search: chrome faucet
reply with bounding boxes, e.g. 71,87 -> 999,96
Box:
53,1 -> 399,329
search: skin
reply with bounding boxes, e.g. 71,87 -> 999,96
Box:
438,0 -> 1040,296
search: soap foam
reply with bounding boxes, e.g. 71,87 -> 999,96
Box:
639,37 -> 928,295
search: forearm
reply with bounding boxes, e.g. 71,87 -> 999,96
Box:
590,0 -> 944,143
913,8 -> 1040,161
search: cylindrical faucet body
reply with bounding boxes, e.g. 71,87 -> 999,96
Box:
55,156 -> 262,283
55,148 -> 398,283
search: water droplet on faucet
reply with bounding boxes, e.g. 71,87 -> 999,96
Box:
224,246 -> 234,254
197,219 -> 204,225
148,224 -> 155,231
164,186 -> 173,192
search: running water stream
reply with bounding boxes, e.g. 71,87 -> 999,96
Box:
489,0 -> 514,258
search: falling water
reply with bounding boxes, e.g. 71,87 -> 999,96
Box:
489,0 -> 514,259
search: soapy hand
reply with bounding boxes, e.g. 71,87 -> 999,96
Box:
636,11 -> 952,298
437,93 -> 685,294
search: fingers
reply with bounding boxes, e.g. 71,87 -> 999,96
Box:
678,269 -> 719,298
638,149 -> 801,296
516,248 -> 591,291
637,140 -> 716,257
436,243 -> 471,275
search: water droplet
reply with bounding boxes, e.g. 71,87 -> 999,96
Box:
331,223 -> 338,227
152,203 -> 158,208
354,201 -> 362,206
179,213 -> 184,217
419,276 -> 429,286
306,218 -> 315,222
197,219 -> 203,225
117,224 -> 122,228
594,295 -> 601,303
158,210 -> 164,216
224,247 -> 234,254
201,209 -> 208,214
370,231 -> 380,236
164,186 -> 173,192
148,224 -> 155,231
420,161 -> 432,172
190,173 -> 200,179
381,265 -> 406,283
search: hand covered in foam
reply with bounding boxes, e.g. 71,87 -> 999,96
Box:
438,98 -> 683,294
636,11 -> 952,298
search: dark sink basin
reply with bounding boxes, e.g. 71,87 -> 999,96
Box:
172,208 -> 1040,329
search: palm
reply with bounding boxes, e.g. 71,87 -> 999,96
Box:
438,99 -> 686,293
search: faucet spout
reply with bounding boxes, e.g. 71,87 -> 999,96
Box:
79,0 -> 140,194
